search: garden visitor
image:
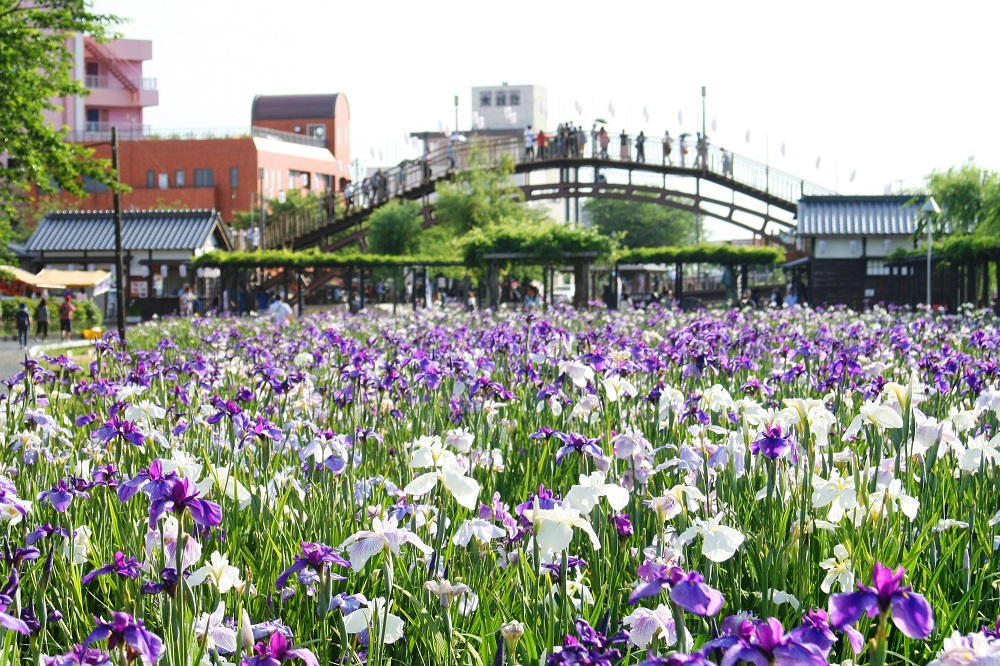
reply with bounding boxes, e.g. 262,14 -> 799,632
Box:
679,133 -> 690,166
523,125 -> 534,160
696,132 -> 709,169
58,294 -> 75,340
537,130 -> 547,160
34,298 -> 48,341
663,131 -> 673,165
14,303 -> 30,349
721,148 -> 733,177
179,285 -> 195,316
635,131 -> 646,163
268,294 -> 294,325
619,130 -> 630,160
598,127 -> 610,159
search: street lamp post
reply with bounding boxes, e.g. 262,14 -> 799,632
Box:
701,86 -> 707,139
921,196 -> 941,310
110,127 -> 126,341
454,95 -> 459,135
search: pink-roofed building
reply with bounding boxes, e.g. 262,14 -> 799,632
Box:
45,34 -> 159,139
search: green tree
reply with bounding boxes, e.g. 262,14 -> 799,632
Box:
0,1 -> 123,224
434,151 -> 547,234
583,198 -> 698,248
366,200 -> 424,256
918,161 -> 1000,237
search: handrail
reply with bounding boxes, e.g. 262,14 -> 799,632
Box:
261,132 -> 832,250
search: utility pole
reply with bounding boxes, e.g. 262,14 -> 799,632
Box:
701,86 -> 707,138
454,95 -> 459,134
111,127 -> 126,342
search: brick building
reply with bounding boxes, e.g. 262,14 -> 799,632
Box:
66,94 -> 351,221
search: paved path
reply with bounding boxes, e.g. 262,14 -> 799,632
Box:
0,337 -> 94,389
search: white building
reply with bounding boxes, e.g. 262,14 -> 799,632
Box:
471,84 -> 547,132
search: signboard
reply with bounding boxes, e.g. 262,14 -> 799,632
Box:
130,279 -> 148,299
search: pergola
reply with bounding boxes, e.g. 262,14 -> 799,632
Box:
193,250 -> 463,313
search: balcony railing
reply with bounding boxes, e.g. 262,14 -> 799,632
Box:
63,124 -> 325,148
85,74 -> 108,89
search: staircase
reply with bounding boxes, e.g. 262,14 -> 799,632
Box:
84,38 -> 140,99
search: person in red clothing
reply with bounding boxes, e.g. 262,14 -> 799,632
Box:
537,130 -> 547,159
58,294 -> 76,341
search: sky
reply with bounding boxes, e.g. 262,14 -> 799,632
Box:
92,0 -> 998,198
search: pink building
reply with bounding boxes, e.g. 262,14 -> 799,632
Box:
45,35 -> 159,139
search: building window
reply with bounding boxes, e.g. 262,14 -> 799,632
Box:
146,170 -> 155,189
509,90 -> 521,106
230,166 -> 239,189
158,173 -> 168,189
479,91 -> 491,107
817,239 -> 826,256
194,169 -> 213,188
86,108 -> 100,132
306,124 -> 325,141
849,239 -> 859,255
288,171 -> 294,190
495,90 -> 507,106
866,260 -> 890,276
175,170 -> 185,187
82,176 -> 108,194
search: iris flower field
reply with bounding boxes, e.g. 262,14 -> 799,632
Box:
5,305 -> 1000,666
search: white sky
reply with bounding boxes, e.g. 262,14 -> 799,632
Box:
92,0 -> 998,198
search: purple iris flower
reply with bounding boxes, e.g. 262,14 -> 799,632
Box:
206,397 -> 249,432
612,512 -> 634,539
749,424 -> 796,462
790,608 -> 863,657
710,617 -> 828,666
828,562 -> 935,640
85,612 -> 163,663
27,523 -> 69,545
37,479 -> 89,513
42,645 -> 113,666
0,572 -> 30,634
275,542 -> 349,590
541,556 -> 587,582
147,477 -> 222,529
242,629 -> 319,666
546,619 -> 620,666
629,561 -> 682,604
90,416 -> 144,447
2,542 -> 40,571
81,552 -> 142,586
553,432 -> 605,466
670,570 -> 725,617
140,568 -> 178,596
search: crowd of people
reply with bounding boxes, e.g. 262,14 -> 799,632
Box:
8,292 -> 82,349
521,123 -> 735,176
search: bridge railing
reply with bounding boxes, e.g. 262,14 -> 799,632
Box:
262,132 -> 832,248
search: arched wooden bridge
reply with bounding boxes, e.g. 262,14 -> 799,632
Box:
260,135 -> 833,254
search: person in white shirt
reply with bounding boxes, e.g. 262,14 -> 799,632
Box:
524,125 -> 535,160
267,294 -> 294,325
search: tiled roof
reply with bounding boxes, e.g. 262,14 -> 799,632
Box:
798,195 -> 920,236
25,209 -> 229,252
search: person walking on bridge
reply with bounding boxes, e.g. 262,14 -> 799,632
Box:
524,125 -> 535,160
598,127 -> 610,159
537,129 -> 548,159
635,131 -> 646,163
662,131 -> 673,165
619,130 -> 630,161
696,132 -> 709,170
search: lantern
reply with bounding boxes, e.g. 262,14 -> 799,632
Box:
179,264 -> 187,278
160,265 -> 168,277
